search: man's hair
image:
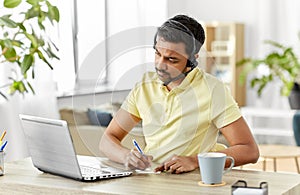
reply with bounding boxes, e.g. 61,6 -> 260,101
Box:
155,14 -> 205,56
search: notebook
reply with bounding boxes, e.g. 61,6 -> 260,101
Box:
19,114 -> 132,181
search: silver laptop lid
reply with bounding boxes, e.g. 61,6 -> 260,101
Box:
19,114 -> 83,180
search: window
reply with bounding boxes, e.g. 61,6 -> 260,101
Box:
55,0 -> 167,94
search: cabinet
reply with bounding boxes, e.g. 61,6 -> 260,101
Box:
198,22 -> 245,106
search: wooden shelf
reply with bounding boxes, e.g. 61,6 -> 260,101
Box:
199,22 -> 245,106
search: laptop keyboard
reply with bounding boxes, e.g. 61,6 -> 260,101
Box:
80,165 -> 110,176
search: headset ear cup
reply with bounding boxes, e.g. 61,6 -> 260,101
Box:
192,58 -> 198,67
187,57 -> 198,68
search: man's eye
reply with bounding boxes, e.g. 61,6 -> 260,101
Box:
169,58 -> 178,63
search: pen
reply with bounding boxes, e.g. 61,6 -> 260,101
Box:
0,141 -> 7,151
132,139 -> 144,155
0,131 -> 6,141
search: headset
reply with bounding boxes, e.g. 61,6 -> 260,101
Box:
153,19 -> 198,69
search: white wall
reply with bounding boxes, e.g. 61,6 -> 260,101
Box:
106,0 -> 167,90
0,62 -> 59,162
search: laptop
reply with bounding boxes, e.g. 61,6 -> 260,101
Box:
19,114 -> 132,181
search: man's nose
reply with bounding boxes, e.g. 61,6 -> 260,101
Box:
156,57 -> 167,70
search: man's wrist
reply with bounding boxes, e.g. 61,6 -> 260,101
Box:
192,155 -> 199,169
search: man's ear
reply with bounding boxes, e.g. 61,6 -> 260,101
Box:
194,54 -> 199,59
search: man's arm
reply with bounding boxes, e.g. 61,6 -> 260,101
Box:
99,108 -> 152,170
155,116 -> 259,173
219,116 -> 260,167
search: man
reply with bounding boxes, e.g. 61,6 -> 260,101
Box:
100,14 -> 259,174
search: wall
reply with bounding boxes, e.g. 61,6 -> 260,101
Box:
0,64 -> 59,162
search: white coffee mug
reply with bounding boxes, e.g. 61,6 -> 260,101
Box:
198,152 -> 234,184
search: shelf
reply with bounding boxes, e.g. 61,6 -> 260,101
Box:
201,22 -> 245,106
206,51 -> 233,57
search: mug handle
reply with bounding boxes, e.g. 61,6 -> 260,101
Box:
223,156 -> 235,175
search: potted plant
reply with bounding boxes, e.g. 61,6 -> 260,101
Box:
238,37 -> 300,109
0,0 -> 59,100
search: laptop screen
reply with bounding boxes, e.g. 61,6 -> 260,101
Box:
19,114 -> 83,180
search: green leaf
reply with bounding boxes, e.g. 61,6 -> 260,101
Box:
25,6 -> 41,20
18,23 -> 26,31
236,58 -> 251,66
18,81 -> 27,93
12,40 -> 23,47
52,6 -> 60,22
38,36 -> 45,47
4,0 -> 22,8
25,32 -> 38,48
26,81 -> 35,94
37,50 -> 53,69
49,39 -> 59,51
21,54 -> 34,74
3,39 -> 13,48
10,81 -> 28,94
9,84 -> 16,95
264,40 -> 285,49
3,47 -> 17,62
47,5 -> 60,22
0,16 -> 18,28
250,78 -> 259,88
257,82 -> 267,97
43,45 -> 59,60
281,85 -> 291,96
38,21 -> 45,30
38,11 -> 46,29
26,0 -> 41,6
9,80 -> 28,95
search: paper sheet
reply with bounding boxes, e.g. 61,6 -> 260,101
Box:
135,168 -> 161,174
77,155 -> 161,174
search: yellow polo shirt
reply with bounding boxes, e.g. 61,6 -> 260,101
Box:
121,67 -> 241,163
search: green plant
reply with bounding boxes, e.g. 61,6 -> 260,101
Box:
0,0 -> 59,100
238,39 -> 300,97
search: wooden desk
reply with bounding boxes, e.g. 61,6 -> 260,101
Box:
259,144 -> 300,173
1,158 -> 300,195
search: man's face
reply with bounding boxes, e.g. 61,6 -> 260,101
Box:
154,36 -> 189,83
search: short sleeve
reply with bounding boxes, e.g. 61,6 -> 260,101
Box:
121,84 -> 141,118
211,82 -> 241,129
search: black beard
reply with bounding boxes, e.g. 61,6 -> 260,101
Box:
155,67 -> 186,86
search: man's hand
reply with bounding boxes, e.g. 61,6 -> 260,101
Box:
154,155 -> 198,174
124,149 -> 153,170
